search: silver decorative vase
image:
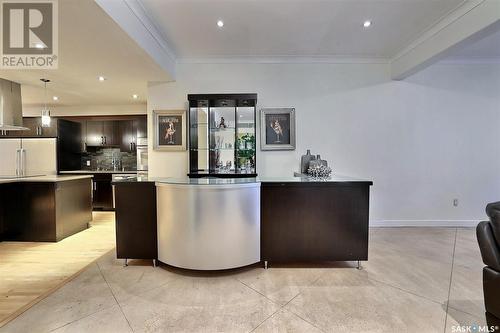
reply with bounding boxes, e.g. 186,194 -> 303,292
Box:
316,154 -> 328,167
300,150 -> 316,174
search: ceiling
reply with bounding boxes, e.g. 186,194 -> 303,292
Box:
446,28 -> 500,59
139,0 -> 465,59
1,0 -> 486,108
0,0 -> 171,107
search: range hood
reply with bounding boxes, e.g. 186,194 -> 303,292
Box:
0,78 -> 28,131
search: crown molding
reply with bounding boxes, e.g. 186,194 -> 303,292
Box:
438,56 -> 500,64
390,0 -> 500,79
391,0 -> 482,62
95,0 -> 177,78
130,0 -> 176,62
177,56 -> 390,65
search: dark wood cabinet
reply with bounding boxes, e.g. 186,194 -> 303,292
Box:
92,173 -> 113,210
2,117 -> 59,137
0,178 -> 92,242
261,181 -> 372,265
85,121 -> 117,147
57,119 -> 82,171
136,117 -> 147,139
114,181 -> 157,260
102,121 -> 116,145
54,115 -> 146,152
118,120 -> 137,152
86,121 -> 104,146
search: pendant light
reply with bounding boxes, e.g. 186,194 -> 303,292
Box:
40,78 -> 51,127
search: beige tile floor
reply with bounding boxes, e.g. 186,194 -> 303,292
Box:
1,227 -> 488,333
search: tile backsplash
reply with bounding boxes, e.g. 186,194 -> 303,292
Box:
81,148 -> 136,171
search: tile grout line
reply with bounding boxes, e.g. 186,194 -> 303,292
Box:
446,304 -> 484,321
247,307 -> 281,333
280,295 -> 327,333
96,262 -> 135,333
234,276 -> 282,306
443,228 -> 458,333
232,275 -> 283,333
239,271 -> 327,333
45,265 -> 119,332
46,305 -> 116,333
365,274 -> 447,306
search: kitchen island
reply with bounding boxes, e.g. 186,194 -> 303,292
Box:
113,175 -> 372,270
0,175 -> 93,242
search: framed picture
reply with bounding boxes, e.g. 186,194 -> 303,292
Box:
260,108 -> 296,151
153,110 -> 187,151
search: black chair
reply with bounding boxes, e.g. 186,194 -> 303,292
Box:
477,202 -> 500,328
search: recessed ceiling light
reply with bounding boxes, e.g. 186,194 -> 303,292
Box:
363,20 -> 372,28
217,20 -> 224,28
132,94 -> 138,99
52,96 -> 58,101
98,76 -> 106,81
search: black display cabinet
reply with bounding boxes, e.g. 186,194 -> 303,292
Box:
188,94 -> 257,178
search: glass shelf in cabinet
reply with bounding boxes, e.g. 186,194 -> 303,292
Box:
210,127 -> 235,132
190,148 -> 234,151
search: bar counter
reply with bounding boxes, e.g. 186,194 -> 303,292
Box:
112,175 -> 373,270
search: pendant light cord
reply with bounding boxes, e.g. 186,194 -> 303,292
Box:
44,80 -> 47,111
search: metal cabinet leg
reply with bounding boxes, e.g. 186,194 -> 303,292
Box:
264,260 -> 268,269
124,259 -> 128,267
153,259 -> 157,267
356,260 -> 361,270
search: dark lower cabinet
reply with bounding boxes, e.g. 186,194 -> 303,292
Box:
0,178 -> 92,242
92,174 -> 113,210
261,181 -> 372,264
114,181 -> 157,260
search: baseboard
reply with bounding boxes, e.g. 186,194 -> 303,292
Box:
370,220 -> 481,228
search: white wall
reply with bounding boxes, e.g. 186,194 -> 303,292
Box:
147,62 -> 500,226
22,104 -> 146,117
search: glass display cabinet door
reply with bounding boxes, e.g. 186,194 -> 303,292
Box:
189,102 -> 209,173
210,99 -> 236,173
236,103 -> 256,174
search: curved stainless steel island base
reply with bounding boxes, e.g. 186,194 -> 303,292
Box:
156,179 -> 261,270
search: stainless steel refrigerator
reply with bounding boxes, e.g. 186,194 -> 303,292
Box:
0,138 -> 57,177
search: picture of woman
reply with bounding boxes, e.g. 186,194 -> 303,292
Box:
270,119 -> 283,143
165,120 -> 176,144
155,111 -> 185,150
261,108 -> 295,151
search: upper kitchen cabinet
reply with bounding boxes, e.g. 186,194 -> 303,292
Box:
103,121 -> 116,145
2,117 -> 58,137
2,118 -> 75,139
118,116 -> 146,152
85,121 -> 118,147
85,121 -> 103,146
118,120 -> 137,153
135,116 -> 147,138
